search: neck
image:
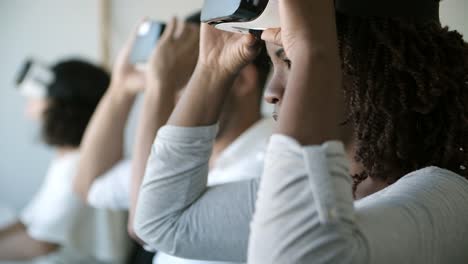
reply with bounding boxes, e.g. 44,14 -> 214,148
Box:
345,140 -> 390,200
210,108 -> 262,169
56,146 -> 76,158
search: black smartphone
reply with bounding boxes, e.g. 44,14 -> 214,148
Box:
130,21 -> 166,64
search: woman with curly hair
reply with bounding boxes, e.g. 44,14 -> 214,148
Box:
134,0 -> 468,263
0,59 -> 130,263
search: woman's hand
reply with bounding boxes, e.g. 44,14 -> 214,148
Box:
197,24 -> 261,77
262,0 -> 338,61
110,20 -> 147,96
147,18 -> 200,91
261,0 -> 345,145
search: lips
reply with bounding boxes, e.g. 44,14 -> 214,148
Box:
272,104 -> 279,121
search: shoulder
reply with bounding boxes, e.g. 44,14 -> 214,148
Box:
389,167 -> 468,197
358,167 -> 468,217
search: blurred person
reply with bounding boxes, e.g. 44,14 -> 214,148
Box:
0,59 -> 130,264
135,0 -> 468,263
74,12 -> 272,264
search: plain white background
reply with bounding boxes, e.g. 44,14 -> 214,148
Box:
0,0 -> 466,211
0,0 -> 203,211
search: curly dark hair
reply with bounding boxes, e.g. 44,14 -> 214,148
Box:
336,13 -> 468,191
42,59 -> 109,147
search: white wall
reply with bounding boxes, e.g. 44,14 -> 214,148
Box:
0,0 -> 466,212
0,0 -> 100,211
0,0 -> 204,211
440,0 -> 468,37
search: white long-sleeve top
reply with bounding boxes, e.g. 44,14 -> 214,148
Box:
135,119 -> 272,264
135,125 -> 468,264
249,135 -> 468,264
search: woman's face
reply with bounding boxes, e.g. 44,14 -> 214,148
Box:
264,42 -> 291,120
25,97 -> 48,122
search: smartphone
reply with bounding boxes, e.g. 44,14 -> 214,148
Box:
130,21 -> 166,64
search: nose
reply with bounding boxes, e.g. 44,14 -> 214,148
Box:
264,94 -> 279,105
264,77 -> 284,105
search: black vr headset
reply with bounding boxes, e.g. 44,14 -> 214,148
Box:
15,59 -> 55,99
201,0 -> 440,34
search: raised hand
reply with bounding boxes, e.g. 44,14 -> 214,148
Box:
147,18 -> 200,91
198,23 -> 261,77
110,20 -> 147,95
262,0 -> 338,62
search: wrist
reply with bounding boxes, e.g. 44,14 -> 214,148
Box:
194,63 -> 237,88
146,78 -> 178,98
108,83 -> 137,104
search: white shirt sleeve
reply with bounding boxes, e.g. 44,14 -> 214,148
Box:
20,154 -> 132,263
87,159 -> 132,210
135,125 -> 258,262
248,134 -> 468,264
20,155 -> 85,245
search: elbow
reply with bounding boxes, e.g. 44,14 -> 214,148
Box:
73,185 -> 89,203
133,211 -> 158,249
133,207 -> 177,255
72,172 -> 91,204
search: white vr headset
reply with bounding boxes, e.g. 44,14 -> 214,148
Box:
201,0 -> 439,34
16,59 -> 55,99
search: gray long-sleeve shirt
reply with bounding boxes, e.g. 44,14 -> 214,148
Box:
135,125 -> 468,263
135,125 -> 260,262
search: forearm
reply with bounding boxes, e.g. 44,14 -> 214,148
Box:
277,1 -> 344,145
75,85 -> 136,200
134,125 -> 257,261
129,83 -> 175,236
0,222 -> 58,260
168,65 -> 235,127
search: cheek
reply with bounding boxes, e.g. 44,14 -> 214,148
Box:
25,99 -> 47,121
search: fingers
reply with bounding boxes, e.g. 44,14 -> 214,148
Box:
261,28 -> 282,46
180,22 -> 200,42
242,33 -> 259,48
160,17 -> 178,43
148,17 -> 177,63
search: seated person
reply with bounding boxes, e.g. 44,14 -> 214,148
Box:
0,59 -> 130,264
134,0 -> 468,263
73,13 -> 272,264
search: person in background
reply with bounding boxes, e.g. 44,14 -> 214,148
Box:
134,0 -> 468,263
0,59 -> 130,264
74,11 -> 272,264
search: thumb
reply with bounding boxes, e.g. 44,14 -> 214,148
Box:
261,28 -> 282,46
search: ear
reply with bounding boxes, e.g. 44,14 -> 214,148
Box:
232,64 -> 259,98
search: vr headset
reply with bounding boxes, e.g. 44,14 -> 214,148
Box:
201,0 -> 440,34
15,59 -> 55,99
130,21 -> 166,65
